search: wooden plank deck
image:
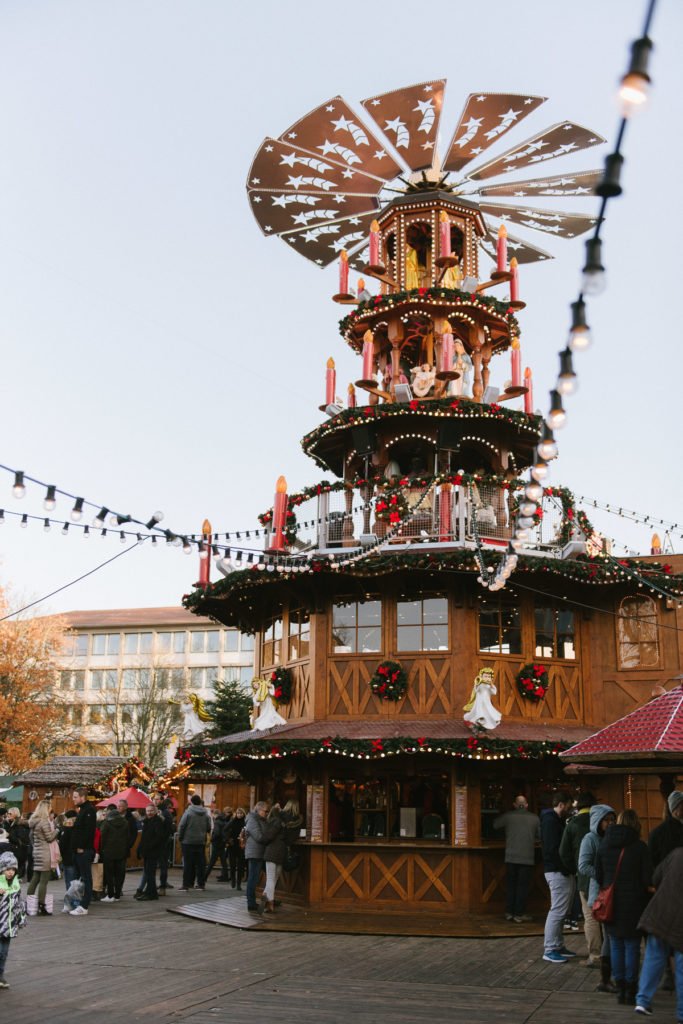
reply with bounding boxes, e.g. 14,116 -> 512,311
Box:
0,870 -> 676,1024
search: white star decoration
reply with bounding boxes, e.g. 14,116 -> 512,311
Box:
476,95 -> 486,102
287,132 -> 297,139
265,145 -> 273,152
374,149 -> 387,159
326,105 -> 335,112
371,99 -> 381,106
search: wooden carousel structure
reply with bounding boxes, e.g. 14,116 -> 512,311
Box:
181,81 -> 683,918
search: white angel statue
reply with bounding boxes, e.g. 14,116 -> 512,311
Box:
463,667 -> 502,731
251,676 -> 287,731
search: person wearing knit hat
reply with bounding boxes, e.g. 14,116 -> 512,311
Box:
0,850 -> 27,989
649,790 -> 683,870
668,791 -> 683,815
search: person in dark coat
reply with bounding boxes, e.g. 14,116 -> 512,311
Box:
136,805 -> 168,900
5,810 -> 30,881
71,788 -> 97,915
648,789 -> 683,868
560,792 -> 597,964
596,808 -> 653,1005
226,807 -> 246,889
207,808 -> 232,881
635,847 -> 683,1020
99,805 -> 130,901
493,794 -> 540,923
540,791 -> 575,964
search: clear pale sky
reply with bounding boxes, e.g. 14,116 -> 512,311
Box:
0,0 -> 680,616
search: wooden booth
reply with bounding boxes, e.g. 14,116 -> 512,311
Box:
14,755 -> 154,816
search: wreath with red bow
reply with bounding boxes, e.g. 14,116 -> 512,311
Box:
374,486 -> 409,526
370,660 -> 408,702
516,663 -> 549,703
271,666 -> 292,705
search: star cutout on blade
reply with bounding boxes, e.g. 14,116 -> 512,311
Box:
371,99 -> 381,106
422,141 -> 434,150
252,196 -> 261,203
342,169 -> 354,178
265,226 -> 272,232
349,217 -> 360,225
251,177 -> 260,184
374,149 -> 387,159
384,116 -> 406,133
265,145 -> 273,152
524,98 -> 534,104
331,115 -> 353,132
470,147 -> 482,155
287,132 -> 297,139
423,84 -> 433,92
280,152 -> 297,167
476,95 -> 486,102
326,105 -> 335,112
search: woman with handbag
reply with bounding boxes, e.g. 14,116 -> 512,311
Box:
596,808 -> 653,1006
578,804 -> 617,992
26,800 -> 58,916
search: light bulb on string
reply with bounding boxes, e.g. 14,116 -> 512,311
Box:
531,458 -> 550,483
83,526 -> 90,539
546,390 -> 567,430
93,507 -> 108,528
20,514 -> 28,528
43,518 -> 51,532
619,36 -> 652,116
44,485 -> 57,511
581,238 -> 606,296
12,471 -> 26,499
119,532 -> 126,544
62,522 -> 69,536
145,511 -> 164,530
71,498 -> 84,522
182,538 -> 193,554
537,424 -> 558,461
198,543 -> 208,560
0,510 -> 4,526
525,481 -> 543,502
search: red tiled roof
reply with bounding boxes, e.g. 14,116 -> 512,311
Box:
42,607 -> 218,628
206,719 -> 592,746
560,684 -> 683,762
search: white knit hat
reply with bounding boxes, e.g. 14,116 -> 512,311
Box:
0,851 -> 18,872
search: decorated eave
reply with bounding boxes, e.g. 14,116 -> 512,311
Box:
301,396 -> 540,476
177,718 -> 592,764
14,755 -> 154,795
560,684 -> 683,769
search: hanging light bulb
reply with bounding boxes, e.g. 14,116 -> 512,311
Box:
619,36 -> 652,116
182,537 -> 193,554
44,485 -> 57,511
514,528 -> 530,542
43,518 -> 51,532
537,424 -> 558,461
595,152 -> 624,198
83,525 -> 90,539
12,471 -> 26,499
0,510 -> 5,525
20,514 -> 28,528
519,500 -> 537,518
71,497 -> 84,522
93,507 -> 108,528
556,348 -> 578,396
145,511 -> 164,530
525,480 -> 543,502
531,459 -> 550,483
198,543 -> 208,560
517,516 -> 536,530
61,522 -> 69,535
581,238 -> 606,296
546,390 -> 567,430
568,299 -> 592,352
119,532 -> 126,544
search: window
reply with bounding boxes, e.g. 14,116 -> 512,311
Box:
70,704 -> 85,726
397,597 -> 448,651
206,630 -> 220,653
64,634 -> 89,657
90,669 -> 118,691
122,669 -> 138,689
157,632 -> 172,654
288,607 -> 310,660
618,597 -> 659,669
124,632 -> 152,655
240,665 -> 253,687
224,629 -> 239,652
240,633 -> 255,652
478,597 -> 522,655
190,631 -> 204,654
60,670 -> 85,691
332,600 -> 382,654
261,616 -> 283,667
88,704 -> 104,724
121,705 -> 134,725
92,633 -> 120,657
174,632 -> 186,653
190,667 -> 211,690
534,603 -> 576,660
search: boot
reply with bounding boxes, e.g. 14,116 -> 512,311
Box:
44,894 -> 53,915
596,956 -> 617,994
26,894 -> 39,917
38,903 -> 50,916
626,982 -> 637,1006
616,982 -> 627,1005
263,900 -> 275,913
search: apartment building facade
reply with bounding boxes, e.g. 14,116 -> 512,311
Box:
54,607 -> 255,756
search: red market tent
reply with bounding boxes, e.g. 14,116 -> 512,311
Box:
560,684 -> 683,770
96,786 -> 152,810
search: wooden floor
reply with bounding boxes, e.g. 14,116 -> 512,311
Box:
1,870 -> 677,1024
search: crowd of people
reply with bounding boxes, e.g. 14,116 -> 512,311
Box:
495,786 -> 683,1020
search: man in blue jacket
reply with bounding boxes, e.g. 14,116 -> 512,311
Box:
541,790 -> 576,963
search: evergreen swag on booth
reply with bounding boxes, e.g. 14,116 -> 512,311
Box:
370,660 -> 408,702
516,663 -> 549,703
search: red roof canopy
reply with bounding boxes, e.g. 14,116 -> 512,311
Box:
560,684 -> 683,763
96,786 -> 152,809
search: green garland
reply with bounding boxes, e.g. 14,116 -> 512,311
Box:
370,660 -> 408,701
543,486 -> 594,546
176,734 -> 571,762
516,663 -> 549,703
374,488 -> 410,526
339,285 -> 519,347
270,666 -> 292,705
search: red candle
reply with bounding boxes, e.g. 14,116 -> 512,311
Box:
326,357 -> 336,406
511,340 -> 521,388
510,257 -> 519,302
524,367 -> 533,414
441,332 -> 454,373
270,476 -> 288,551
496,224 -> 508,275
339,249 -> 349,294
362,330 -> 374,380
369,220 -> 380,266
198,518 -> 212,588
439,211 -> 451,259
347,383 -> 356,408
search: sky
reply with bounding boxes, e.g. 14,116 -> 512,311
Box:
0,0 -> 680,617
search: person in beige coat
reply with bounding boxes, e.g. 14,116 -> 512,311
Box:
27,801 -> 57,915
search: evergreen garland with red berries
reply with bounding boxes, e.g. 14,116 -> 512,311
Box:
370,660 -> 408,701
270,666 -> 292,705
516,663 -> 549,703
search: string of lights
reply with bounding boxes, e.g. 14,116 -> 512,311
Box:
511,0 -> 658,586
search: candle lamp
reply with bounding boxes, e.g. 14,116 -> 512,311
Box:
267,476 -> 289,552
508,257 -> 526,310
523,367 -> 534,414
435,324 -> 459,382
356,329 -> 377,389
503,337 -> 527,397
332,250 -> 355,303
491,224 -> 509,281
435,211 -> 458,269
364,220 -> 386,275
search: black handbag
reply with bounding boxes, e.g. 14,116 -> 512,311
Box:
282,845 -> 300,872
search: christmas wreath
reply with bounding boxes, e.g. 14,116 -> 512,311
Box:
370,660 -> 408,702
516,663 -> 549,703
374,487 -> 410,526
271,666 -> 292,705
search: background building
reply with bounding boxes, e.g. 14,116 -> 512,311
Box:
53,607 -> 255,757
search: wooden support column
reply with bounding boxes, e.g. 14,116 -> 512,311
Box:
387,318 -> 404,393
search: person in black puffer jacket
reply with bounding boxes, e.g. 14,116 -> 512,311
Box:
596,808 -> 653,1006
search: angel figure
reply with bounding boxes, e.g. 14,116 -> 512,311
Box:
463,667 -> 502,731
448,338 -> 472,398
441,256 -> 462,291
405,244 -> 420,290
251,676 -> 287,731
410,363 -> 436,398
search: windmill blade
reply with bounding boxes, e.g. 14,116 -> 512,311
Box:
279,212 -> 375,268
360,79 -> 446,172
442,93 -> 547,174
248,189 -> 378,237
481,227 -> 553,265
478,169 -> 601,198
247,138 -> 384,196
480,202 -> 597,238
467,122 -> 606,181
278,97 -> 402,183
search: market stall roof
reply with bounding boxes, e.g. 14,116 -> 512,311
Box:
96,786 -> 152,809
559,684 -> 683,768
14,756 -> 151,793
